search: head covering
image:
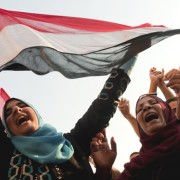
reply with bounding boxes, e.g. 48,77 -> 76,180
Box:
2,98 -> 74,164
118,94 -> 180,179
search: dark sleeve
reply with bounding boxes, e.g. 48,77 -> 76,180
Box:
65,69 -> 130,156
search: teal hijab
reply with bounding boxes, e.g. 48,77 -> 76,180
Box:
2,98 -> 74,164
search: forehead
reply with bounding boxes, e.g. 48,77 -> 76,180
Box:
5,99 -> 22,110
137,96 -> 155,106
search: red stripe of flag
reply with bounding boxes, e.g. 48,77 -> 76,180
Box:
0,8 -> 180,78
0,8 -> 165,32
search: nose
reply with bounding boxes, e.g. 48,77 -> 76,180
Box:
12,106 -> 22,114
143,104 -> 152,111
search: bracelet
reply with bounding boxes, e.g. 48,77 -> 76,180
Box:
166,97 -> 177,104
147,92 -> 157,96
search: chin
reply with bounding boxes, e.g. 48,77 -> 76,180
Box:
148,127 -> 165,136
22,127 -> 38,136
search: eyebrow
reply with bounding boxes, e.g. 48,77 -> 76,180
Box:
5,101 -> 26,118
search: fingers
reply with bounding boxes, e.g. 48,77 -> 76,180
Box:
166,74 -> 180,94
151,70 -> 162,76
149,67 -> 164,81
162,68 -> 164,75
90,131 -> 104,150
163,68 -> 180,95
118,98 -> 129,112
164,68 -> 180,81
90,129 -> 108,151
101,128 -> 108,143
110,136 -> 117,154
150,67 -> 156,72
95,132 -> 105,141
119,98 -> 129,106
114,98 -> 129,109
90,136 -> 103,152
102,128 -> 106,138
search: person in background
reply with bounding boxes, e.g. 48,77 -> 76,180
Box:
117,67 -> 178,138
91,67 -> 180,180
0,69 -> 130,180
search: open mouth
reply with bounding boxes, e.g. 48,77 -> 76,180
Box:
145,112 -> 158,123
16,116 -> 29,126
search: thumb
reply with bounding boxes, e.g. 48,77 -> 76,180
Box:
110,137 -> 117,154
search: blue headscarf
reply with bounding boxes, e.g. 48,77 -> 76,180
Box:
2,98 -> 74,164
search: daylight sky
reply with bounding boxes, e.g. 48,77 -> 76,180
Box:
1,0 -> 180,171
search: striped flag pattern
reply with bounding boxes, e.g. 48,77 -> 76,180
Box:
0,8 -> 180,78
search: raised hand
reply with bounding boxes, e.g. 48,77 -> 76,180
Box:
90,128 -> 117,171
165,69 -> 180,95
116,98 -> 140,137
165,68 -> 180,119
149,67 -> 164,85
164,68 -> 180,81
118,98 -> 131,118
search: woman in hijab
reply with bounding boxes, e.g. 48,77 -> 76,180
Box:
91,68 -> 180,180
0,69 -> 130,180
119,93 -> 180,179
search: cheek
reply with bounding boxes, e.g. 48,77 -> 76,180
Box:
28,109 -> 39,125
6,120 -> 16,135
136,113 -> 145,128
136,113 -> 142,124
6,117 -> 14,128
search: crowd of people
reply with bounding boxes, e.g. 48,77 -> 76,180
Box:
91,67 -> 180,179
0,69 -> 130,180
0,66 -> 180,179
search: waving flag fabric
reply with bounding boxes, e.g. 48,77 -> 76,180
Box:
0,88 -> 10,118
0,8 -> 180,78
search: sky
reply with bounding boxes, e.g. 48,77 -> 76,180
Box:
0,0 -> 180,171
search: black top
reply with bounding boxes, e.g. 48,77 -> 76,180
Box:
0,69 -> 130,180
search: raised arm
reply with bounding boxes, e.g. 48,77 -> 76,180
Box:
67,69 -> 130,156
149,67 -> 176,109
117,98 -> 140,137
165,68 -> 180,119
148,67 -> 161,94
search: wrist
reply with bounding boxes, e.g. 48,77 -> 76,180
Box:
166,97 -> 177,104
96,168 -> 112,180
123,113 -> 134,119
147,92 -> 157,95
158,81 -> 166,89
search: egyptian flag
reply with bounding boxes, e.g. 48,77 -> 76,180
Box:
0,8 -> 180,78
0,88 -> 10,118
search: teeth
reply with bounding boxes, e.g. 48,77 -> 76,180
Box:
18,115 -> 25,120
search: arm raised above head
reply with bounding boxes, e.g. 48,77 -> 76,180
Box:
165,68 -> 180,119
116,98 -> 140,137
67,69 -> 130,156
